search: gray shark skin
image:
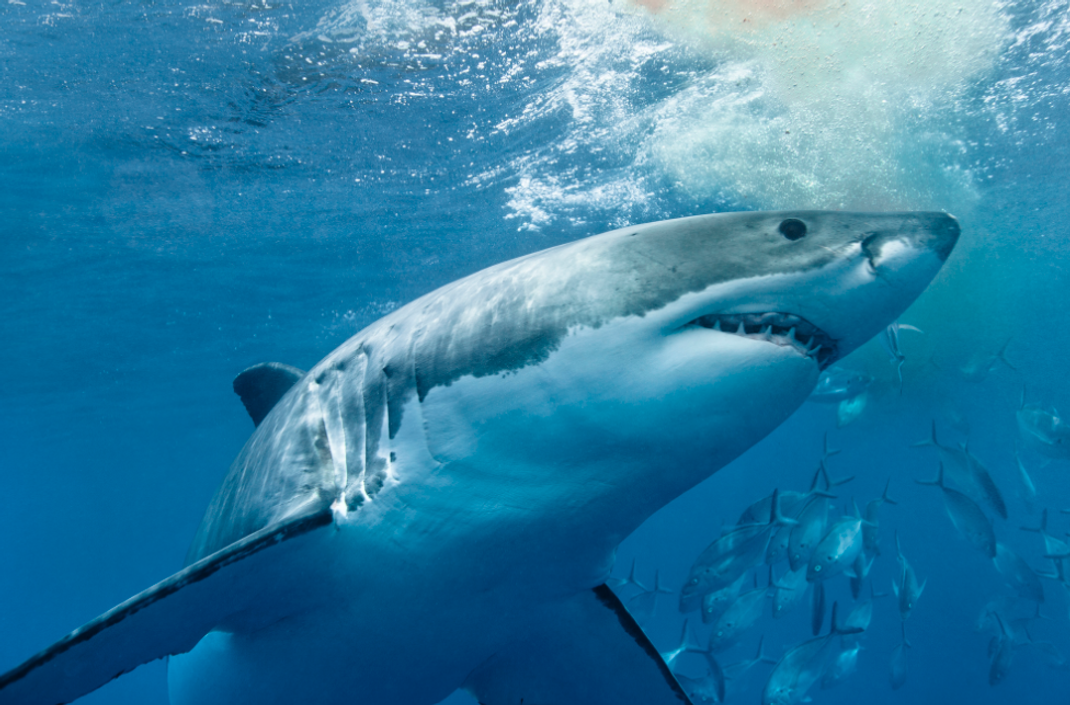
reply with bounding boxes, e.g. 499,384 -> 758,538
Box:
0,210 -> 958,705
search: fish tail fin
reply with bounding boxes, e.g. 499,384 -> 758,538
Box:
754,636 -> 776,665
911,420 -> 939,448
1021,508 -> 1048,534
627,559 -> 648,593
851,498 -> 862,519
821,432 -> 840,461
915,462 -> 945,488
830,602 -> 864,637
810,464 -> 823,491
653,570 -> 672,596
901,623 -> 912,649
769,488 -> 798,528
680,619 -> 701,654
881,478 -> 899,505
998,338 -> 1017,371
819,459 -> 854,489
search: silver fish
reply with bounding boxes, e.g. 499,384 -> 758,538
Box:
681,490 -> 796,612
993,543 -> 1044,603
723,636 -> 777,681
960,339 -> 1015,383
1031,641 -> 1068,671
889,625 -> 910,690
808,367 -> 873,404
916,463 -> 997,558
762,603 -> 862,705
879,321 -> 922,390
738,490 -> 807,528
708,583 -> 769,653
844,599 -> 875,633
913,422 -> 1007,519
702,573 -> 747,625
961,443 -> 1008,520
1020,508 -> 1069,571
989,613 -> 1015,686
1017,389 -> 1070,459
863,479 -> 897,556
811,581 -> 826,636
807,500 -> 867,582
820,641 -> 860,690
1015,452 -> 1038,515
892,532 -> 926,621
848,552 -> 874,600
771,566 -> 808,620
674,668 -> 725,705
789,472 -> 837,572
767,487 -> 833,565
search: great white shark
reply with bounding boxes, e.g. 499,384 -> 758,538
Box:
0,210 -> 959,705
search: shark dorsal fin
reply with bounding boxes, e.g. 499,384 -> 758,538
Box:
233,362 -> 306,427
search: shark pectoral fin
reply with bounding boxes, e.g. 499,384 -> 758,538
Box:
0,510 -> 332,705
462,585 -> 694,705
233,362 -> 306,426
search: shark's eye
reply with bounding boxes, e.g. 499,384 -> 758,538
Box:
779,218 -> 807,241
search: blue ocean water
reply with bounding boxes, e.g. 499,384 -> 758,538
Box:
1,0 -> 1069,703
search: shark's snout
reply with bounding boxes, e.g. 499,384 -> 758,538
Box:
925,213 -> 961,262
862,212 -> 960,269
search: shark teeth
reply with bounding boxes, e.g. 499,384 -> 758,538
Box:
688,312 -> 839,369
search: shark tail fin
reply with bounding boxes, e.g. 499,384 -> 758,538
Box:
0,509 -> 333,705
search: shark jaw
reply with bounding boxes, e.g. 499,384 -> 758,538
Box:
686,311 -> 838,368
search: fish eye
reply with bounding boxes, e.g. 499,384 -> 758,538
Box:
779,218 -> 807,241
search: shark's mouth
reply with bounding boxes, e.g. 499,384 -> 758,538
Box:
687,312 -> 838,369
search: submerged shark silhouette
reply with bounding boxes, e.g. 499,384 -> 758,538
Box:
0,210 -> 958,705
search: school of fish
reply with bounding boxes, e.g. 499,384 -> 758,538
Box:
613,349 -> 1070,704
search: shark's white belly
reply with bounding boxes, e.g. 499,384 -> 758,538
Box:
169,317 -> 819,705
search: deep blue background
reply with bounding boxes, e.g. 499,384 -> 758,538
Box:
3,0 -> 1070,703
